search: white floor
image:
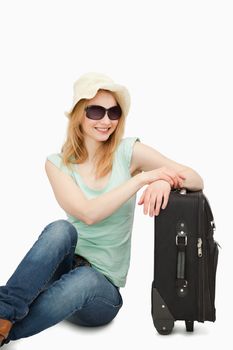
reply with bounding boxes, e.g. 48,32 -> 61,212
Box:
4,301 -> 225,350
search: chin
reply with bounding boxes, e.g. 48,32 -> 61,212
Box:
96,135 -> 110,142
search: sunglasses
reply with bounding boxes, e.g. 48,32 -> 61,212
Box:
85,104 -> 122,120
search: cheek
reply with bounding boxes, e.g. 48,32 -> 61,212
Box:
82,119 -> 95,131
112,121 -> 119,129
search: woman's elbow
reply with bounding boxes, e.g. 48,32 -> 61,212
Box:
184,167 -> 204,191
199,176 -> 204,190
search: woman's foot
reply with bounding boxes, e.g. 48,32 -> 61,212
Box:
0,319 -> 13,347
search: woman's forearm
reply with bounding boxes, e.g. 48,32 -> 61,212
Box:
86,173 -> 146,225
85,166 -> 203,225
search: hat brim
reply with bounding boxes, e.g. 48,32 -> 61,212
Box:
64,82 -> 130,118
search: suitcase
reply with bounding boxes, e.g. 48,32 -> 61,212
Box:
151,189 -> 219,334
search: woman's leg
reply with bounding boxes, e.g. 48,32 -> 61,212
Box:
0,219 -> 77,323
7,266 -> 123,341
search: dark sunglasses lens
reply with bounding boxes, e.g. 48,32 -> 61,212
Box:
108,105 -> 122,120
86,106 -> 105,120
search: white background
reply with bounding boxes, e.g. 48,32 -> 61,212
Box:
0,0 -> 232,349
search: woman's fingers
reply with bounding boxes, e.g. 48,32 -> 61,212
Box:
158,174 -> 174,186
148,193 -> 157,216
139,186 -> 168,212
143,191 -> 151,214
178,173 -> 186,179
146,167 -> 186,186
163,170 -> 184,188
139,177 -> 173,216
164,173 -> 186,189
162,190 -> 170,209
154,193 -> 163,216
178,180 -> 184,188
138,189 -> 146,205
147,191 -> 168,217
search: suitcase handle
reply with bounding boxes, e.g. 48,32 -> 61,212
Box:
176,221 -> 188,297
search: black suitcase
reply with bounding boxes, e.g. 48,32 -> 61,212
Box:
151,189 -> 219,334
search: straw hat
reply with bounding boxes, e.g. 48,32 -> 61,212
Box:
65,72 -> 130,118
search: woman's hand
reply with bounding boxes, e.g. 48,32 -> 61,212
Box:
142,166 -> 186,188
138,180 -> 172,217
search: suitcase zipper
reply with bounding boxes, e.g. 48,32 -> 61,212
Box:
197,193 -> 205,322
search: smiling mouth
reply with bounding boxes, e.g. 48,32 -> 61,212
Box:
94,127 -> 111,132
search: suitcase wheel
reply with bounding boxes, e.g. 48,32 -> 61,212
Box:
185,320 -> 194,332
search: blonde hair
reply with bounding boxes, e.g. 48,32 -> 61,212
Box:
61,90 -> 126,179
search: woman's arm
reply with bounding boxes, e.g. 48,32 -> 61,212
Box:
87,173 -> 145,224
87,165 -> 186,224
131,142 -> 204,218
46,159 -> 184,225
176,167 -> 204,191
130,141 -> 204,191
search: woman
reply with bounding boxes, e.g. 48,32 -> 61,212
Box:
0,72 -> 203,347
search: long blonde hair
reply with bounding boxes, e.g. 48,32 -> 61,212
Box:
61,90 -> 126,179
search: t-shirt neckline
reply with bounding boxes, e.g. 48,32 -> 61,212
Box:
72,160 -> 115,193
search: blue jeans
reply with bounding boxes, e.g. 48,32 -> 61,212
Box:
0,220 -> 123,343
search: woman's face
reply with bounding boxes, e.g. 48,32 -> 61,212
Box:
81,90 -> 120,142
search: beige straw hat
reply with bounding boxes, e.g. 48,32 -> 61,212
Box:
64,72 -> 130,118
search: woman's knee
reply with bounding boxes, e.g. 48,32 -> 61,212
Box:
39,220 -> 78,246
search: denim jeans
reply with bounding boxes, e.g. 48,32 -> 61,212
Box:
0,220 -> 123,343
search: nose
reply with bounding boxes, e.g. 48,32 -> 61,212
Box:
99,113 -> 112,124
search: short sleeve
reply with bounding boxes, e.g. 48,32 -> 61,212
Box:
46,153 -> 73,177
122,137 -> 141,169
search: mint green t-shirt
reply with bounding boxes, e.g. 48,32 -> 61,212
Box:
46,136 -> 140,287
